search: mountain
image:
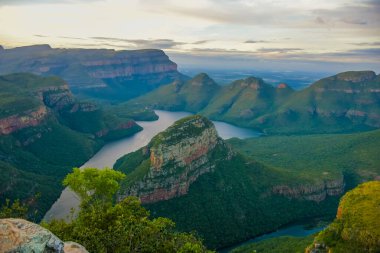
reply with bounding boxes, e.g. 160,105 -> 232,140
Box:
126,73 -> 220,112
114,115 -> 343,248
0,45 -> 187,101
306,181 -> 380,253
130,70 -> 380,134
254,70 -> 380,134
201,77 -> 294,125
0,73 -> 141,219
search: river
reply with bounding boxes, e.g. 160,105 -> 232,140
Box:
44,110 -> 260,221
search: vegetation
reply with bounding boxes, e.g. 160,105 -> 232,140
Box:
231,235 -> 314,253
0,73 -> 142,220
114,117 -> 341,249
44,168 -> 211,253
129,70 -> 380,134
126,73 -> 220,113
228,129 -> 380,185
0,198 -> 29,219
307,181 -> 380,253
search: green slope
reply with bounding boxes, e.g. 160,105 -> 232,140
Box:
126,73 -> 220,112
0,73 -> 142,219
114,116 -> 340,249
307,181 -> 380,252
227,129 -> 380,186
128,70 -> 380,134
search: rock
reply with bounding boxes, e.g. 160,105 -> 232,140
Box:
0,218 -> 87,253
118,115 -> 234,203
64,242 -> 89,253
0,106 -> 48,135
272,176 -> 345,202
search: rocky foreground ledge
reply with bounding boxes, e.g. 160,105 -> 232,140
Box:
0,218 -> 88,253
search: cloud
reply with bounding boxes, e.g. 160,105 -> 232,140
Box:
256,48 -> 303,54
91,37 -> 186,49
315,16 -> 325,24
192,40 -> 210,45
340,18 -> 367,25
349,42 -> 380,46
244,40 -> 270,44
0,0 -> 101,6
34,34 -> 49,37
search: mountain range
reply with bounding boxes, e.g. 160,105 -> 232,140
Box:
128,70 -> 380,134
0,45 -> 187,101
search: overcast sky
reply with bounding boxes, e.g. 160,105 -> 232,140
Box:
0,0 -> 379,72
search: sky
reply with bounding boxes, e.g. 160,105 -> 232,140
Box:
0,0 -> 379,72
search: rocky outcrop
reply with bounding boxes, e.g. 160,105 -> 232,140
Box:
118,115 -> 233,203
0,106 -> 48,135
39,84 -> 75,110
0,218 -> 88,253
272,177 -> 345,202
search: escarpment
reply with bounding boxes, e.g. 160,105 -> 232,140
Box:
115,115 -> 233,203
0,45 -> 187,100
272,176 -> 345,202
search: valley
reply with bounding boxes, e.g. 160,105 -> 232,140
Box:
0,44 -> 379,252
44,110 -> 260,221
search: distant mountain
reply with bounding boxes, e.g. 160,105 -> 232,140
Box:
254,71 -> 380,134
126,73 -> 220,112
307,181 -> 380,253
114,115 -> 343,248
201,77 -> 294,124
0,73 -> 141,219
131,70 -> 380,134
0,45 -> 187,101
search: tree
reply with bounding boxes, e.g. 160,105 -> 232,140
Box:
44,168 -> 212,253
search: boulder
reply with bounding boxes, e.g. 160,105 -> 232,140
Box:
0,218 -> 88,253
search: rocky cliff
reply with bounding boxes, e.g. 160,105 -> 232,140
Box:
115,115 -> 233,203
0,45 -> 187,101
0,218 -> 88,253
113,115 -> 346,249
272,176 -> 345,202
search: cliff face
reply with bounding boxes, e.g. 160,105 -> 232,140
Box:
116,115 -> 233,203
0,78 -> 74,135
0,45 -> 186,101
272,177 -> 345,202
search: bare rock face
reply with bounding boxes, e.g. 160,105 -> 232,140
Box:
0,218 -> 88,253
272,176 -> 345,202
118,115 -> 233,203
0,45 -> 186,100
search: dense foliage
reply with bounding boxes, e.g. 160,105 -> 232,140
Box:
308,181 -> 380,253
115,129 -> 339,249
0,73 -> 142,220
228,129 -> 380,186
44,168 -> 211,253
